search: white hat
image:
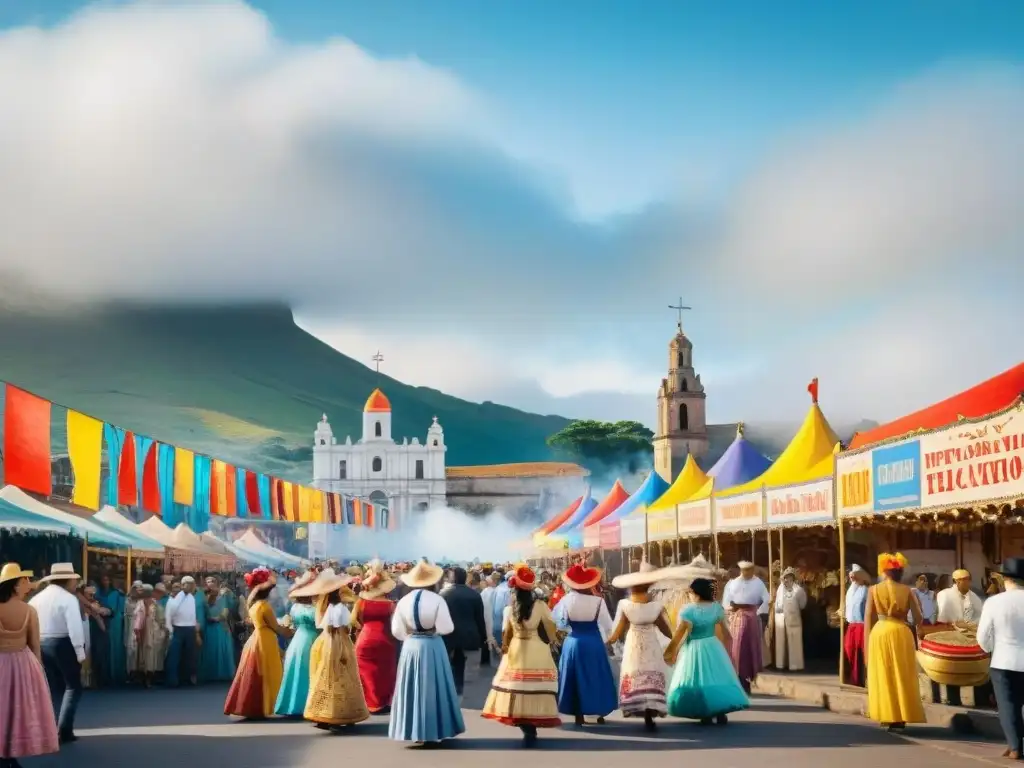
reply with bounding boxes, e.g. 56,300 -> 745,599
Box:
850,564 -> 865,574
181,576 -> 196,584
612,561 -> 662,589
40,563 -> 81,583
737,561 -> 754,569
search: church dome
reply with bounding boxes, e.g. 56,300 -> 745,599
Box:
364,388 -> 392,413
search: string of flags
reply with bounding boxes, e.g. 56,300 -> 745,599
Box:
2,383 -> 394,533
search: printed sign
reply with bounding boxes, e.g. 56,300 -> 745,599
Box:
836,450 -> 873,517
648,509 -> 677,541
765,478 -> 833,526
872,440 -> 922,512
582,524 -> 601,549
620,513 -> 646,547
677,499 -> 712,536
713,490 -> 764,531
919,403 -> 1024,509
599,521 -> 621,550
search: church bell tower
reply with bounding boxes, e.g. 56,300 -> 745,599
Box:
653,311 -> 709,481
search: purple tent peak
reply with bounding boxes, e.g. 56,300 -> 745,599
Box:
707,431 -> 772,491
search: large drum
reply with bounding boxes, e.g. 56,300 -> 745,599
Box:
916,630 -> 990,687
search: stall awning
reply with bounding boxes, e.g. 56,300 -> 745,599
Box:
707,426 -> 772,490
92,508 -> 166,553
0,486 -> 134,549
648,457 -> 709,512
535,495 -> 583,535
602,471 -> 672,525
581,481 -> 630,528
0,499 -> 73,535
233,529 -> 307,567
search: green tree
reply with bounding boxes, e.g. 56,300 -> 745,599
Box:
546,419 -> 654,474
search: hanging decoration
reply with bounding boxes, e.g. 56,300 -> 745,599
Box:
66,410 -> 103,510
3,385 -> 53,496
118,432 -> 138,506
173,447 -> 194,506
141,441 -> 161,514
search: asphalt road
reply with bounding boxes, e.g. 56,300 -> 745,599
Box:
26,660 -> 1011,768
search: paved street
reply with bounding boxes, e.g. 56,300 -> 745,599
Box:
29,662 -> 1011,768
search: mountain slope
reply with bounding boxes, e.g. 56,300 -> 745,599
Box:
0,304 -> 571,481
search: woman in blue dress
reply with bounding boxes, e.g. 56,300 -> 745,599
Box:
96,575 -> 126,686
554,564 -> 618,726
388,560 -> 465,746
663,577 -> 749,725
274,570 -> 320,717
200,588 -> 238,683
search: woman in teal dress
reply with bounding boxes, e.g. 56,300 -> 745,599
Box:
663,577 -> 749,725
200,589 -> 238,682
96,576 -> 127,685
274,571 -> 320,717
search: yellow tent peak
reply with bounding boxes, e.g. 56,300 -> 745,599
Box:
716,401 -> 841,498
647,454 -> 709,512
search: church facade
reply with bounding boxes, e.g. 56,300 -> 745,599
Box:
653,322 -> 709,481
311,389 -> 447,525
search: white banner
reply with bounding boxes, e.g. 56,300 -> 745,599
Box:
620,513 -> 646,547
919,401 -> 1024,509
713,490 -> 764,531
836,450 -> 873,517
583,524 -> 601,549
765,478 -> 833,526
648,509 -> 677,541
677,498 -> 712,536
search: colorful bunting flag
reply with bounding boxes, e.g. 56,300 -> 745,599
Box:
291,483 -> 301,523
365,503 -> 375,529
157,443 -> 177,523
270,477 -> 282,520
224,463 -> 237,517
173,447 -> 195,505
257,474 -> 271,520
141,441 -> 161,513
235,466 -> 248,518
345,496 -> 355,525
310,489 -> 324,523
353,498 -> 363,526
118,432 -> 138,506
3,384 -> 52,496
193,454 -> 212,532
102,424 -> 125,507
282,481 -> 295,521
66,409 -> 103,509
245,471 -> 261,517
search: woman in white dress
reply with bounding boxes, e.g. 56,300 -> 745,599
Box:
607,562 -> 673,731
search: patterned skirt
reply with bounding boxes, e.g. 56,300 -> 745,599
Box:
482,635 -> 561,728
728,608 -> 763,683
619,624 -> 668,717
303,630 -> 370,726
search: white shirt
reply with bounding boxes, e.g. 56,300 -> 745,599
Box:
165,591 -> 198,630
977,588 -> 1024,672
911,588 -> 937,624
936,586 -> 984,624
774,583 -> 807,618
29,584 -> 86,658
551,592 -> 614,641
722,576 -> 770,613
391,589 -> 455,641
318,601 -> 351,629
480,585 -> 496,638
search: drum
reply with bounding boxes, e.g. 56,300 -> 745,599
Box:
916,630 -> 990,687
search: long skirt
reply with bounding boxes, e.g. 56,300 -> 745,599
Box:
275,625 -> 318,716
667,635 -> 749,719
557,627 -> 617,717
728,608 -> 763,683
844,622 -> 866,686
866,619 -> 925,724
619,624 -> 668,717
200,623 -> 237,682
355,631 -> 398,713
304,630 -> 369,726
0,647 -> 59,758
388,633 -> 465,742
224,628 -> 283,719
482,636 -> 561,727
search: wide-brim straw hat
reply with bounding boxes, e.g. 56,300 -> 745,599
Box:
562,564 -> 602,591
612,560 -> 663,589
652,555 -> 726,587
360,561 -> 397,599
40,563 -> 81,583
288,569 -> 317,595
782,567 -> 799,579
290,568 -> 351,598
401,561 -> 444,589
0,563 -> 33,586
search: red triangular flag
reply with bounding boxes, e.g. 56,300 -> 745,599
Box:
3,385 -> 52,495
807,377 -> 819,404
245,471 -> 261,517
118,432 -> 138,506
141,442 -> 161,513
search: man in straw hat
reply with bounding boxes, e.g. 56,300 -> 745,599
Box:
721,561 -> 769,693
29,563 -> 86,743
978,558 -> 1024,759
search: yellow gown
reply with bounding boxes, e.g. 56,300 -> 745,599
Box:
224,600 -> 284,719
866,581 -> 925,724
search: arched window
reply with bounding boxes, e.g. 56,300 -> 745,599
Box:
432,439 -> 438,447
369,490 -> 388,507
678,404 -> 689,431
416,501 -> 429,512
680,377 -> 688,392
415,460 -> 424,480
319,438 -> 325,445
338,460 -> 347,479
372,456 -> 382,472
677,351 -> 684,368
374,421 -> 382,437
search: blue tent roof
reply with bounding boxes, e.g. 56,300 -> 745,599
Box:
707,431 -> 773,490
0,486 -> 134,549
0,499 -> 73,535
601,471 -> 671,524
553,487 -> 596,534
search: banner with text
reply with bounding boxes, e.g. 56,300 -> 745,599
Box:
677,498 -> 713,536
713,490 -> 764,531
765,478 -> 833,526
872,439 -> 922,512
648,509 -> 677,541
836,450 -> 873,517
620,513 -> 646,547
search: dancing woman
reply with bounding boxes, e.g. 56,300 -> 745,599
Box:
353,560 -> 398,714
274,571 -> 320,717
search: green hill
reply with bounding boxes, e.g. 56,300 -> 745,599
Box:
0,304 -> 571,481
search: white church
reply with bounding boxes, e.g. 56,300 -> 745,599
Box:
311,389 -> 447,525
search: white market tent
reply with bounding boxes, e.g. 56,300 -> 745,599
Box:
232,529 -> 307,568
93,507 -> 167,552
0,486 -> 135,550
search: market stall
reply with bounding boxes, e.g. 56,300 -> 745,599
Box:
579,480 -> 629,552
640,458 -> 709,565
598,470 -> 670,560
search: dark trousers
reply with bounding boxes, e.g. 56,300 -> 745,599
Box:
165,626 -> 197,687
40,637 -> 82,736
480,644 -> 491,667
448,648 -> 467,695
992,668 -> 1024,753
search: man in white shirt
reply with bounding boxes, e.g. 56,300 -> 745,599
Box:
479,572 -> 499,665
490,570 -> 513,650
165,574 -> 200,686
843,564 -> 870,686
722,560 -> 770,693
937,568 -> 984,625
29,563 -> 87,743
911,574 -> 937,625
977,559 -> 1024,759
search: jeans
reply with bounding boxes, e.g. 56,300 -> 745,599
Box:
448,648 -> 467,695
40,637 -> 82,736
165,626 -> 198,687
992,668 -> 1024,753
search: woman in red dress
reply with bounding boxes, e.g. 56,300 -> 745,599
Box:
351,561 -> 398,714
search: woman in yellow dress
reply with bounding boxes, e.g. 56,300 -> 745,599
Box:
224,568 -> 294,719
294,568 -> 370,731
865,553 -> 925,730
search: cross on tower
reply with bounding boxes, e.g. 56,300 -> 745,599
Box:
668,298 -> 691,331
372,351 -> 384,375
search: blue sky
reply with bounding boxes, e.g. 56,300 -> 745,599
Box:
1,1 -> 1022,429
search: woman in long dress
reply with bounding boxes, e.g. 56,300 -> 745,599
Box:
482,565 -> 560,745
131,585 -> 166,687
224,568 -> 293,720
663,577 -> 749,724
293,569 -> 370,730
388,560 -> 465,745
0,563 -> 59,767
865,553 -> 925,730
275,571 -> 320,717
553,564 -> 617,726
607,563 -> 673,731
201,588 -> 238,683
352,561 -> 398,714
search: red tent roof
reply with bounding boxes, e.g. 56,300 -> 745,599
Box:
582,480 -> 630,527
850,362 -> 1024,450
537,495 -> 583,535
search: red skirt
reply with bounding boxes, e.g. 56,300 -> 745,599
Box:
843,622 -> 866,686
355,631 -> 398,712
224,643 -> 265,719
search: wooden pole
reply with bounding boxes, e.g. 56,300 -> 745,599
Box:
82,534 -> 89,583
644,514 -> 650,563
838,519 -> 847,686
126,547 -> 133,586
779,529 -> 785,571
767,527 -> 775,668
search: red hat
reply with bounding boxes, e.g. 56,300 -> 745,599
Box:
509,565 -> 536,591
562,564 -> 602,591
